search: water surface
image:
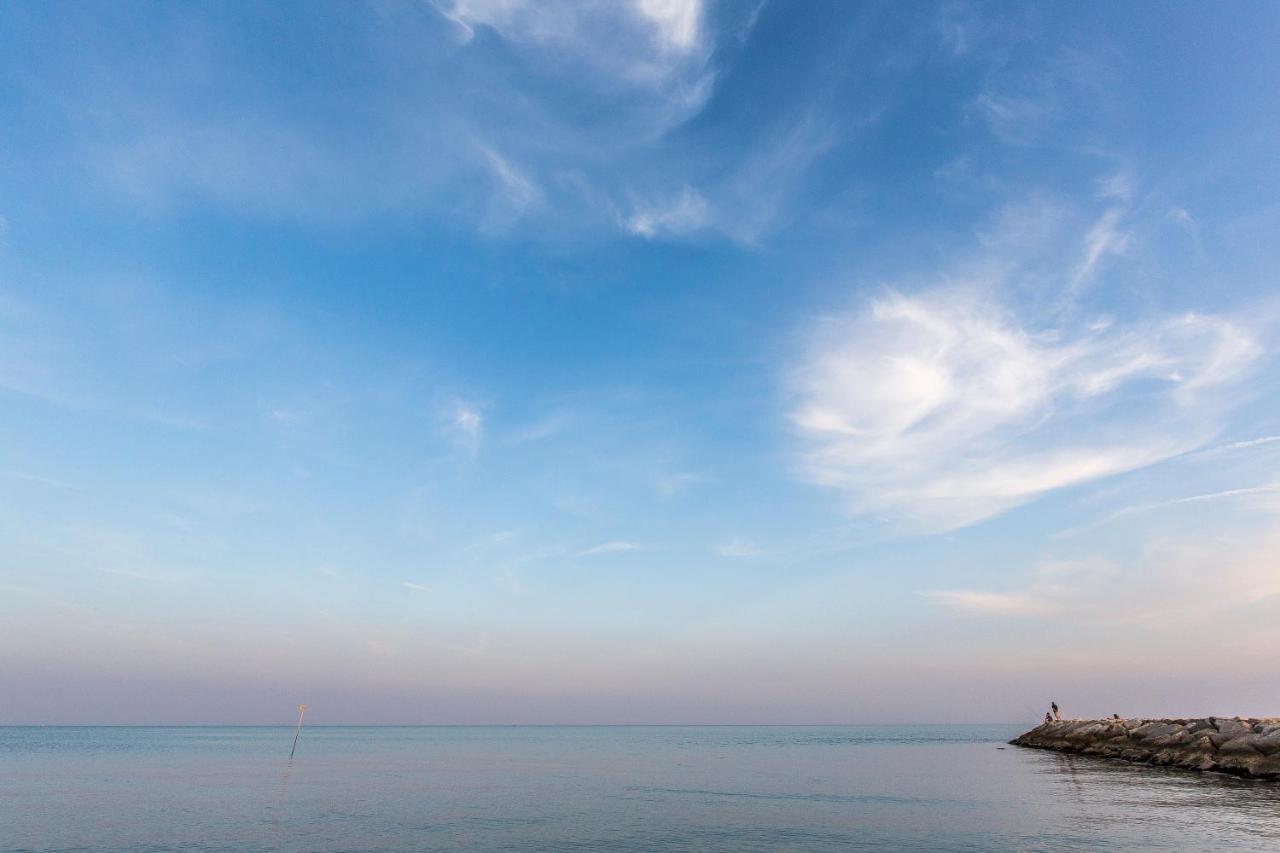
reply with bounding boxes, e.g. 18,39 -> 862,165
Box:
3,726 -> 1278,851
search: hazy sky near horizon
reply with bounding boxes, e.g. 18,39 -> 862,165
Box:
3,1 -> 1280,724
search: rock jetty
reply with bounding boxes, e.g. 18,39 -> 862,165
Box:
1011,717 -> 1280,780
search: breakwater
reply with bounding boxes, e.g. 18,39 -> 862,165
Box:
1011,717 -> 1280,780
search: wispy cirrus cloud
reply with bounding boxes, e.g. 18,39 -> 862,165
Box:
431,0 -> 718,163
32,1 -> 729,238
921,588 -> 1059,618
1055,480 -> 1280,540
791,288 -> 1260,532
504,412 -> 574,445
21,1 -> 864,248
434,0 -> 710,87
789,182 -> 1268,533
625,186 -> 711,238
629,115 -> 836,245
477,145 -> 542,230
446,400 -> 485,449
654,470 -> 705,496
715,538 -> 764,558
1071,207 -> 1130,291
972,92 -> 1058,145
925,529 -> 1280,628
577,540 -> 641,556
969,42 -> 1117,151
1208,435 -> 1280,453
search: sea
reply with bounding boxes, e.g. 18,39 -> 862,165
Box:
2,725 -> 1278,851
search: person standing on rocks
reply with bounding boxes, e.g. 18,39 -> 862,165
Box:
1051,702 -> 1061,721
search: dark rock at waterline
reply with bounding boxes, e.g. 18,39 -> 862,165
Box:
1011,717 -> 1280,780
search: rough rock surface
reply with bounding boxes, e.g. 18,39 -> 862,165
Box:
1011,717 -> 1280,780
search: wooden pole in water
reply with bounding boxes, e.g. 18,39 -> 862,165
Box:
289,704 -> 307,759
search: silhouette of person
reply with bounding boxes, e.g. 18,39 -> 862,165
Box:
1044,711 -> 1053,725
1051,702 -> 1061,721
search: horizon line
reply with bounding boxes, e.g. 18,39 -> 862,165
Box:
0,721 -> 1027,728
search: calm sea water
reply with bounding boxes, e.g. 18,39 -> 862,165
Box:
2,725 -> 1278,851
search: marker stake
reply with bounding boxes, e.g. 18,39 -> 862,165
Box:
289,704 -> 307,759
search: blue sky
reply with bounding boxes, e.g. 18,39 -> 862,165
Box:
2,1 -> 1279,724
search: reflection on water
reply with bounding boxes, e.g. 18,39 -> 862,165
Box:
1040,748 -> 1280,841
2,726 -> 1277,852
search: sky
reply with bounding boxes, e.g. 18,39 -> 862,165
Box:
2,0 -> 1279,725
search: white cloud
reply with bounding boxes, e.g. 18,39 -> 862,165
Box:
716,538 -> 764,558
1058,483 -> 1280,539
1095,173 -> 1133,203
1208,435 -> 1280,453
625,116 -> 836,245
926,534 -> 1280,627
505,412 -> 573,445
42,2 -> 842,248
924,558 -> 1112,619
478,145 -> 542,229
267,407 -> 305,424
973,92 -> 1056,145
970,46 -> 1116,150
929,427 -> 1280,628
626,186 -> 710,238
1117,484 -> 1280,516
790,289 -> 1260,532
578,540 -> 641,556
434,0 -> 709,87
402,581 -> 431,592
46,0 -> 731,240
448,401 -> 484,447
921,589 -> 1057,617
655,471 -> 705,496
1071,207 -> 1130,289
709,116 -> 835,245
421,0 -> 722,239
634,0 -> 702,52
